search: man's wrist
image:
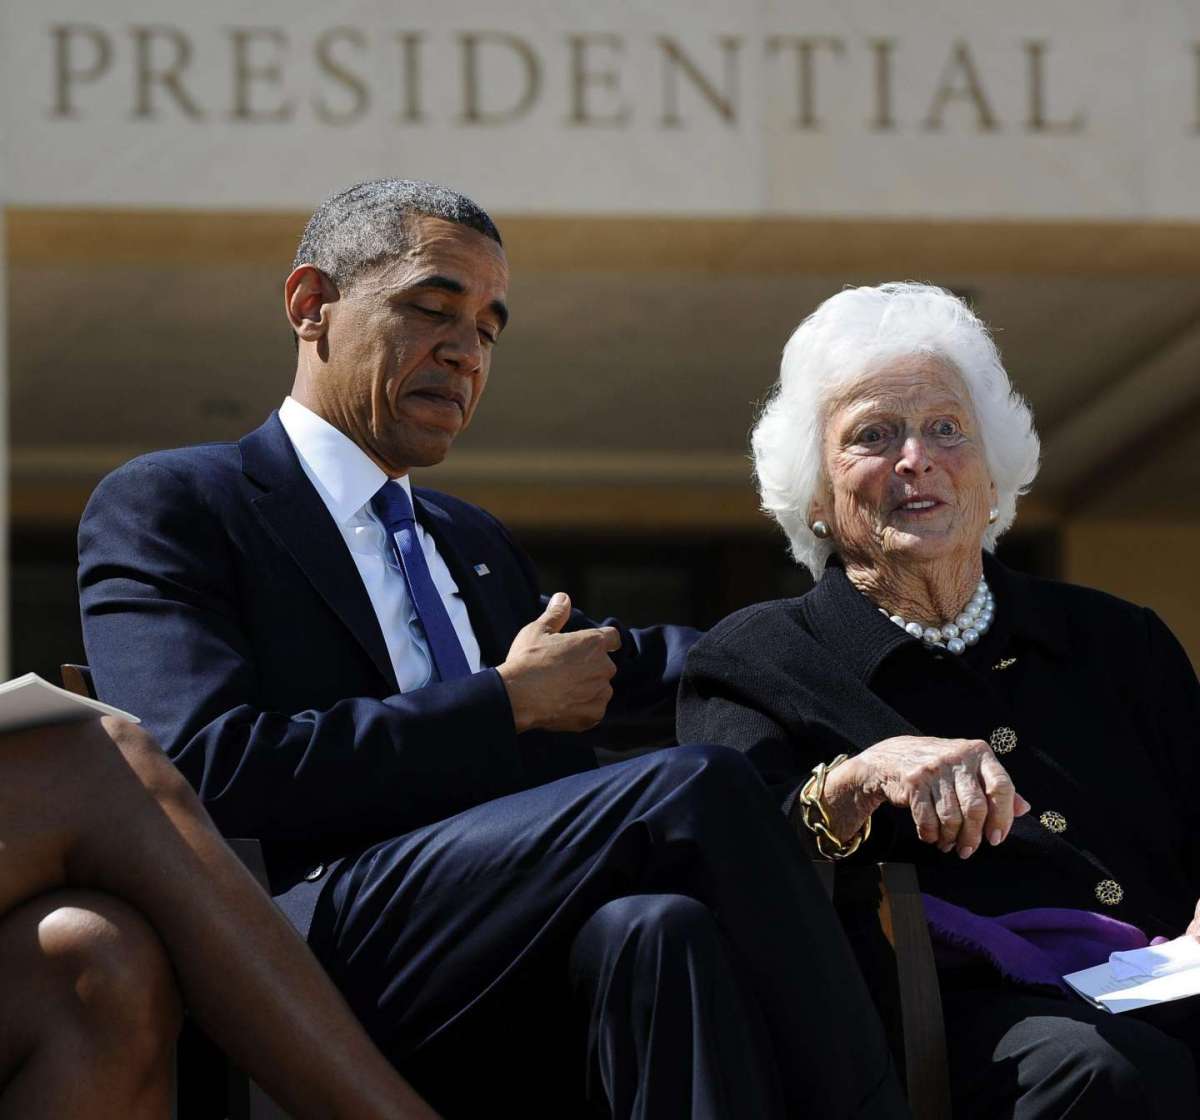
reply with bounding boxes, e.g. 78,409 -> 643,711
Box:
495,663 -> 533,733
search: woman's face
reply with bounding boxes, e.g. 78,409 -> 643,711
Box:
812,354 -> 996,574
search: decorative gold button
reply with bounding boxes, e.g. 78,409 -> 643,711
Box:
1040,811 -> 1067,834
990,727 -> 1018,755
1095,880 -> 1124,906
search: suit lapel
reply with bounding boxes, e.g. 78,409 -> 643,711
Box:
240,414 -> 398,691
414,494 -> 509,668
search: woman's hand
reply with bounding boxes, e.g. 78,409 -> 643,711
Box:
821,736 -> 1031,859
1186,898 -> 1200,941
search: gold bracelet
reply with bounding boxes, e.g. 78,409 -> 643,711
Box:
797,753 -> 871,861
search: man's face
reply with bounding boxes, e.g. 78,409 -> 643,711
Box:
315,216 -> 509,474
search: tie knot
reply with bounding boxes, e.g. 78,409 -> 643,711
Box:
370,481 -> 415,532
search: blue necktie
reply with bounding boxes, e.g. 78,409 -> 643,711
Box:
370,482 -> 472,683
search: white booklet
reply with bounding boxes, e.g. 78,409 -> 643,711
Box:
0,672 -> 139,734
1064,937 -> 1200,1013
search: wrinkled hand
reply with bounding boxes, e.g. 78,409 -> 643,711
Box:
497,592 -> 621,733
825,735 -> 1031,860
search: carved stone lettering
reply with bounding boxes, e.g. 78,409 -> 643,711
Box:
229,27 -> 293,122
1192,42 -> 1200,132
658,36 -> 741,127
868,38 -> 897,131
314,27 -> 368,124
566,33 -> 628,126
923,40 -> 999,132
766,36 -> 846,130
36,25 -> 1119,139
50,24 -> 112,118
395,32 -> 425,123
459,32 -> 541,125
132,25 -> 203,119
1024,40 -> 1084,133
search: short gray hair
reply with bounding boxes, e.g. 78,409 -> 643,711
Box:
751,282 -> 1041,577
292,179 -> 502,288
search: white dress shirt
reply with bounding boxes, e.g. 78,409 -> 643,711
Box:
278,396 -> 483,693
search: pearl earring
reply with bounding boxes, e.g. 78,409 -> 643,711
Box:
811,520 -> 831,539
987,507 -> 999,525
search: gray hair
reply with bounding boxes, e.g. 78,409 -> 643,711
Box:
292,179 -> 502,288
751,282 -> 1041,577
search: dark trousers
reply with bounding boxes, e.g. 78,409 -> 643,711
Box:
306,745 -> 908,1120
944,978 -> 1200,1119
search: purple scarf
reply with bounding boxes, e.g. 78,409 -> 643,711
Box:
922,894 -> 1163,991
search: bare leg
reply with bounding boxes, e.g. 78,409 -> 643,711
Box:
0,891 -> 179,1120
0,718 -> 439,1120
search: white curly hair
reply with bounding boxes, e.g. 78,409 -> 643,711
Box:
751,282 -> 1041,577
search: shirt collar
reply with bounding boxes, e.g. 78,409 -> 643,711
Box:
277,396 -> 412,525
804,551 -> 1069,684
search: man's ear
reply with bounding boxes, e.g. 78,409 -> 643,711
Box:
284,265 -> 338,343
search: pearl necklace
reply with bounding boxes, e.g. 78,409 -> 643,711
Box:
878,578 -> 994,656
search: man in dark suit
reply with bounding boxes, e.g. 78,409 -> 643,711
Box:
78,180 -> 907,1118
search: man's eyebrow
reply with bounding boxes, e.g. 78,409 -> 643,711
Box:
404,274 -> 509,330
407,274 -> 465,296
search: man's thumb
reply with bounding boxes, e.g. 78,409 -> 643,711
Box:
539,592 -> 571,632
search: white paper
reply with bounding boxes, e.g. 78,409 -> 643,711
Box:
0,672 -> 139,734
1110,937 -> 1200,981
1064,939 -> 1200,1014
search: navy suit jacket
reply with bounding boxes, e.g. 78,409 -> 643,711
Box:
78,412 -> 697,927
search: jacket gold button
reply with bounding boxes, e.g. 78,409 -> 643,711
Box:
1095,879 -> 1123,906
1040,811 -> 1067,834
990,727 -> 1017,755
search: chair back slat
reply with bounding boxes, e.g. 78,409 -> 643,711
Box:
61,663 -> 96,700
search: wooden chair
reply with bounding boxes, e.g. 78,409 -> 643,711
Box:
812,860 -> 951,1119
61,665 -> 289,1120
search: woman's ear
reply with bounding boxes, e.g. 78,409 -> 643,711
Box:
808,480 -> 832,528
285,265 -> 338,344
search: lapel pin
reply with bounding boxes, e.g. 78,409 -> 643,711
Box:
474,563 -> 491,576
992,657 -> 1018,671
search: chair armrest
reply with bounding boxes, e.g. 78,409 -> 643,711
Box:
818,861 -> 951,1120
877,864 -> 951,1120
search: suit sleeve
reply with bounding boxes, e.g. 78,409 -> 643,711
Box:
481,511 -> 701,751
580,613 -> 700,751
78,459 -> 525,841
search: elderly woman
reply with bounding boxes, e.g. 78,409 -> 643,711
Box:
678,282 -> 1200,1118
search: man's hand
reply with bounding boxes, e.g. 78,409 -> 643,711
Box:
823,735 -> 1031,860
497,593 -> 621,733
